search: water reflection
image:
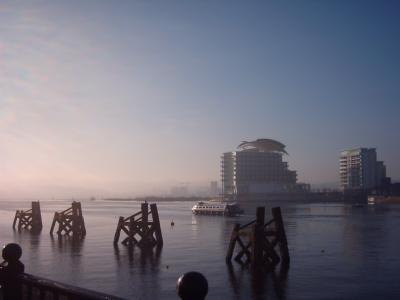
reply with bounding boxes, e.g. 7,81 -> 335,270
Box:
113,244 -> 162,299
49,235 -> 85,255
113,244 -> 162,270
12,229 -> 41,266
227,262 -> 289,300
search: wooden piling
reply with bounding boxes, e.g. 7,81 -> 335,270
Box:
113,217 -> 124,245
226,223 -> 240,263
225,206 -> 290,271
150,203 -> 163,247
271,207 -> 290,264
251,207 -> 265,266
12,201 -> 43,232
114,202 -> 163,249
50,202 -> 86,238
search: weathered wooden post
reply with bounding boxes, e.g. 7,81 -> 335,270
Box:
150,203 -> 163,247
50,201 -> 86,238
272,207 -> 290,264
114,202 -> 163,249
31,201 -> 43,232
226,223 -> 240,263
113,217 -> 123,245
0,243 -> 25,300
12,201 -> 43,232
71,202 -> 86,237
128,215 -> 135,247
140,203 -> 150,247
251,207 -> 265,265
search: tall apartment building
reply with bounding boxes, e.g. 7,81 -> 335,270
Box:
221,139 -> 299,200
339,148 -> 386,190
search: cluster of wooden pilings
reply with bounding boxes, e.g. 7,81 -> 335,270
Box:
12,201 -> 164,251
12,202 -> 290,271
226,206 -> 290,271
13,201 -> 87,238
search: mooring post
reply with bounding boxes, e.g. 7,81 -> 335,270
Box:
141,203 -> 149,246
251,207 -> 265,266
272,207 -> 290,264
0,243 -> 25,300
75,202 -> 86,237
72,202 -> 80,236
17,212 -> 23,230
78,202 -> 86,237
50,212 -> 58,235
114,216 -> 124,245
226,223 -> 240,263
12,211 -> 19,229
150,203 -> 163,246
128,216 -> 135,246
141,203 -> 149,227
31,201 -> 43,232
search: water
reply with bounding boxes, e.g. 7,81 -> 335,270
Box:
1,200 -> 400,299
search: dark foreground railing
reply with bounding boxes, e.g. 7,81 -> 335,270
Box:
18,273 -> 125,300
0,243 -> 208,300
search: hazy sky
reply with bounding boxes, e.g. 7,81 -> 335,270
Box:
1,1 -> 399,198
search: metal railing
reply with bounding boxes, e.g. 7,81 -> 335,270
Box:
0,243 -> 208,300
18,273 -> 125,300
0,243 -> 124,300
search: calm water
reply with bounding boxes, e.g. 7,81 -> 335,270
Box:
1,199 -> 400,299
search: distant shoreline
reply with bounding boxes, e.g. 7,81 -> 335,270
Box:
103,196 -> 212,202
102,192 -> 373,204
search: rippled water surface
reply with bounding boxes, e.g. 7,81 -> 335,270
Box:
1,200 -> 400,299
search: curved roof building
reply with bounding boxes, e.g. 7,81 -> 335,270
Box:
222,139 -> 303,199
237,139 -> 288,154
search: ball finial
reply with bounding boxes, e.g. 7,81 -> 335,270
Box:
2,243 -> 22,262
177,271 -> 208,300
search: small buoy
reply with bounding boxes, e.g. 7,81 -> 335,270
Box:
171,220 -> 175,226
166,265 -> 169,269
321,249 -> 325,253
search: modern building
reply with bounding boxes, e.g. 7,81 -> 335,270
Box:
221,139 -> 302,200
339,148 -> 387,190
170,185 -> 189,197
210,181 -> 218,196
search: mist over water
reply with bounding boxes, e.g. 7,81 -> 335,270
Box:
1,200 -> 400,299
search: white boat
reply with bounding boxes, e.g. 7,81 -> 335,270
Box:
367,195 -> 376,205
191,201 -> 244,216
368,195 -> 400,205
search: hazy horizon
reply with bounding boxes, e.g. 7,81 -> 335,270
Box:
1,1 -> 399,198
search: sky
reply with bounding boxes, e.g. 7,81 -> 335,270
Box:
0,0 -> 399,198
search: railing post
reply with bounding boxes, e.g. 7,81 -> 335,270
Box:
0,243 -> 25,300
177,271 -> 208,300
